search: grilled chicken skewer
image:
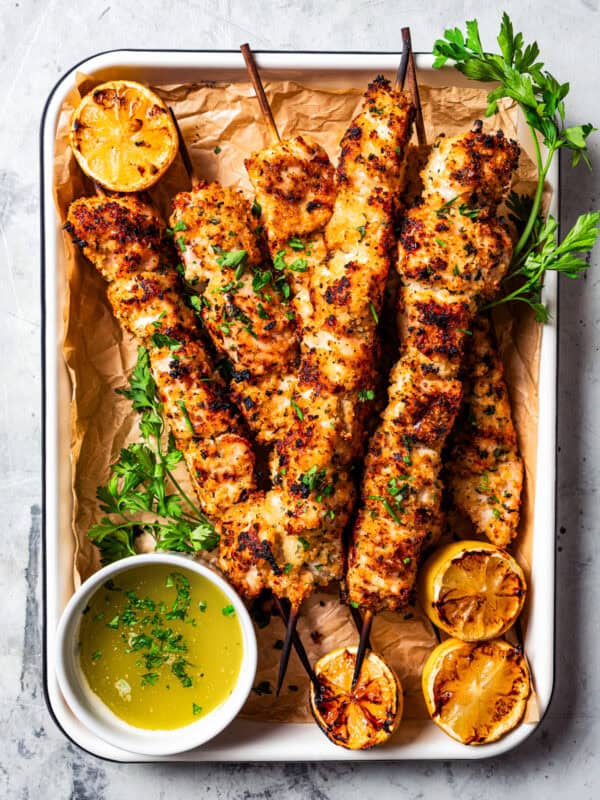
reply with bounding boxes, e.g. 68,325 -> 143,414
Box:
168,121 -> 301,448
445,315 -> 523,547
231,46 -> 416,691
347,123 -> 520,686
65,192 -> 256,518
168,96 -> 337,691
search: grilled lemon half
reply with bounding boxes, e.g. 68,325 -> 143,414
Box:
422,637 -> 531,745
70,80 -> 178,192
309,646 -> 402,750
417,540 -> 526,641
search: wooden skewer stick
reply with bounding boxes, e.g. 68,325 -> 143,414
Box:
169,106 -> 201,188
351,609 -> 374,691
240,41 -> 308,695
401,28 -> 427,146
348,600 -> 372,650
240,43 -> 281,144
349,32 -> 425,695
273,596 -> 320,693
395,30 -> 411,90
275,602 -> 299,695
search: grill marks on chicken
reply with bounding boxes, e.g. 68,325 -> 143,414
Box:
446,317 -> 523,547
65,193 -> 255,517
170,183 -> 298,445
347,128 -> 520,613
219,78 -> 416,607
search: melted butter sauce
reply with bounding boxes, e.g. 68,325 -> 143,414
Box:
79,565 -> 243,730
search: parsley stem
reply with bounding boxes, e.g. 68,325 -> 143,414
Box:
514,129 -> 555,257
165,467 -> 205,520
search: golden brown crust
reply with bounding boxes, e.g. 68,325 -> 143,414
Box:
66,193 -> 256,517
445,317 -> 523,547
221,78 -> 416,605
170,183 -> 299,444
347,128 -> 520,612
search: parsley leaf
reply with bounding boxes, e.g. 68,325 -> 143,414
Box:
433,13 -> 599,320
87,347 -> 218,564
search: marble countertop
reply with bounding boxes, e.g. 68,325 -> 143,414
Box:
1,0 -> 598,797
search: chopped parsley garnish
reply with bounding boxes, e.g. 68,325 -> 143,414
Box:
251,199 -> 262,217
358,388 -> 375,402
435,197 -> 458,218
222,604 -> 236,617
176,400 -> 195,434
91,650 -> 102,662
356,225 -> 366,241
288,237 -> 305,251
214,145 -> 221,154
291,400 -> 304,421
369,302 -> 379,324
176,236 -> 187,252
167,220 -> 187,235
216,250 -> 247,270
434,237 -> 446,248
151,332 -> 182,351
192,703 -> 203,715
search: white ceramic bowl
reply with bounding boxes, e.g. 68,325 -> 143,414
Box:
55,553 -> 257,756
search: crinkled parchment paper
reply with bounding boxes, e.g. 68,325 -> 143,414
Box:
53,76 -> 542,724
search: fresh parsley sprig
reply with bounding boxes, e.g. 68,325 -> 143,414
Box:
87,347 -> 217,564
433,13 -> 599,318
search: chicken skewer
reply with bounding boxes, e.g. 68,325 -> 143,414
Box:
65,190 -> 256,520
444,315 -> 524,547
347,122 -> 520,688
168,111 -> 300,448
348,29 -> 426,651
166,108 -> 323,690
237,45 -> 416,691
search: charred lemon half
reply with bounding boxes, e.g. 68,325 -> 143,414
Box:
70,80 -> 178,192
417,540 -> 526,641
309,646 -> 402,750
422,637 -> 531,745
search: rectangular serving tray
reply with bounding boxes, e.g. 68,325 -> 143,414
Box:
41,49 -> 558,762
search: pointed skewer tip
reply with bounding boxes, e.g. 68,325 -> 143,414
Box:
240,42 -> 281,144
351,609 -> 374,691
275,603 -> 299,696
168,106 -> 199,187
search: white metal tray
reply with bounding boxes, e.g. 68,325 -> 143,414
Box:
41,49 -> 558,762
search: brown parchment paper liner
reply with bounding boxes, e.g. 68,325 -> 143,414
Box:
53,75 -> 543,725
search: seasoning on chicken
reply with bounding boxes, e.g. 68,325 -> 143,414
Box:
170,182 -> 299,445
218,77 -> 416,608
245,134 -> 336,329
445,316 -> 523,547
346,126 -> 520,613
65,193 -> 255,517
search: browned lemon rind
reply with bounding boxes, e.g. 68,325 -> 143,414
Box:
446,316 -> 524,547
422,638 -> 531,745
417,541 -> 527,641
70,80 -> 178,193
310,646 -> 403,750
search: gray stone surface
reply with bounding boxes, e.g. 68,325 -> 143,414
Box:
1,0 -> 598,797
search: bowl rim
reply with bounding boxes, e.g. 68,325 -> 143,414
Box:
54,552 -> 258,756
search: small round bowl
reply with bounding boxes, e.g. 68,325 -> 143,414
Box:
55,553 -> 257,756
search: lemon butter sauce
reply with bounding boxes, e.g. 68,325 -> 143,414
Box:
78,564 -> 243,730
